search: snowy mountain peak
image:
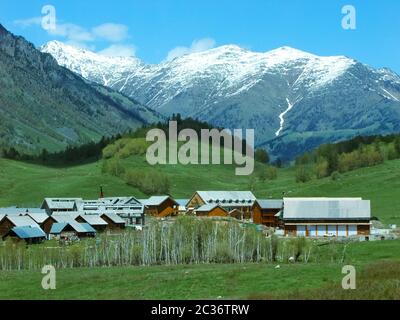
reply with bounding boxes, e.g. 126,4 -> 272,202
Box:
40,40 -> 142,66
39,40 -> 400,160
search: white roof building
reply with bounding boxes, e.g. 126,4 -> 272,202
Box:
282,198 -> 371,220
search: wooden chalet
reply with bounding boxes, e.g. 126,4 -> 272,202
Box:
252,199 -> 283,227
100,212 -> 126,230
228,208 -> 244,220
75,214 -> 108,232
4,226 -> 46,244
0,215 -> 41,238
41,198 -> 81,214
194,204 -> 229,217
186,191 -> 256,218
49,222 -> 96,240
140,196 -> 179,218
26,213 -> 57,234
281,198 -> 371,237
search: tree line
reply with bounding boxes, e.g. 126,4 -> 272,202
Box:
294,134 -> 400,183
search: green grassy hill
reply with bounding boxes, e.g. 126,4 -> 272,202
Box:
0,153 -> 399,225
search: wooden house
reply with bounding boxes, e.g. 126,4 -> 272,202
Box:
186,191 -> 256,218
140,196 -> 179,218
0,215 -> 41,238
100,212 -> 126,230
252,200 -> 283,227
195,204 -> 229,217
26,213 -> 57,234
75,214 -> 108,232
100,197 -> 145,227
281,198 -> 371,237
49,222 -> 96,240
41,198 -> 81,214
228,209 -> 244,220
4,226 -> 46,244
175,199 -> 189,215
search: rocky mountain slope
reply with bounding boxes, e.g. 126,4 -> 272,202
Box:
0,25 -> 160,153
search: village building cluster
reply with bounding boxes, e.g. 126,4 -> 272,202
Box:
0,191 -> 372,243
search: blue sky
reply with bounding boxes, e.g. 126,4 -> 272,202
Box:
0,0 -> 399,72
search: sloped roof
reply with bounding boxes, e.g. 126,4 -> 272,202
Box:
5,216 -> 40,228
283,198 -> 371,220
26,213 -> 51,224
50,222 -> 96,234
140,196 -> 178,206
100,197 -> 141,205
195,191 -> 256,204
0,207 -> 46,215
10,226 -> 46,239
43,198 -> 81,209
175,199 -> 189,206
196,203 -> 222,212
257,200 -> 283,210
51,214 -> 79,223
78,214 -> 108,226
101,212 -> 126,224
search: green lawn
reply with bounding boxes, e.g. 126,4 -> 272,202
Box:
0,240 -> 399,300
1,157 -> 399,224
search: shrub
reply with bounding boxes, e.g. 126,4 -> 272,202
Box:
296,166 -> 312,183
331,171 -> 340,181
314,157 -> 329,179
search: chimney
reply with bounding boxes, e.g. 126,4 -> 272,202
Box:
100,186 -> 104,199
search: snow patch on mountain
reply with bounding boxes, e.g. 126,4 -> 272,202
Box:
275,97 -> 303,136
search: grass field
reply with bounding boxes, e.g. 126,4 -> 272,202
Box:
0,156 -> 399,224
0,240 -> 399,300
0,154 -> 399,300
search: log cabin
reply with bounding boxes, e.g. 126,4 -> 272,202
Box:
4,226 -> 46,244
49,222 -> 96,240
281,198 -> 371,237
100,212 -> 126,230
0,215 -> 41,238
186,191 -> 256,218
175,199 -> 189,215
75,214 -> 108,232
252,200 -> 283,227
26,213 -> 57,234
41,198 -> 81,214
228,208 -> 244,220
195,204 -> 229,217
140,196 -> 179,218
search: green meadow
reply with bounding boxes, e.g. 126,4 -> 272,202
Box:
0,240 -> 399,300
0,156 -> 399,224
0,150 -> 399,300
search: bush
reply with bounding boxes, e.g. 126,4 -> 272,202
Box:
296,166 -> 312,183
255,149 -> 270,164
331,171 -> 340,181
102,158 -> 125,177
314,157 -> 329,179
125,169 -> 170,195
265,166 -> 278,180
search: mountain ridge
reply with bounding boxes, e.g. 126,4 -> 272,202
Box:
27,36 -> 400,159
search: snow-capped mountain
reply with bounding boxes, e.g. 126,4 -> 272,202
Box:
42,41 -> 400,160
